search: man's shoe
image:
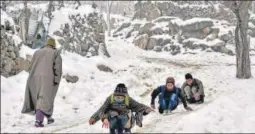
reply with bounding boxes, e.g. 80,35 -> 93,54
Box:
47,117 -> 55,124
35,121 -> 44,127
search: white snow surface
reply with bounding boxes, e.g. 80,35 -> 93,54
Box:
1,35 -> 255,133
48,5 -> 97,35
1,9 -> 15,26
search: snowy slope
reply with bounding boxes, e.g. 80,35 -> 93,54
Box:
1,35 -> 255,133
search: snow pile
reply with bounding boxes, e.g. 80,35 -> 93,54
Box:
49,5 -> 96,35
49,5 -> 108,57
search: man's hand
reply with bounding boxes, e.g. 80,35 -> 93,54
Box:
151,104 -> 155,109
89,118 -> 95,125
185,106 -> 193,111
102,118 -> 110,128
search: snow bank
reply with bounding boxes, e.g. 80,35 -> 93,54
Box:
19,45 -> 37,59
49,5 -> 97,34
180,17 -> 213,27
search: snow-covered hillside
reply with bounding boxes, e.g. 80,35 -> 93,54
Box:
1,35 -> 255,133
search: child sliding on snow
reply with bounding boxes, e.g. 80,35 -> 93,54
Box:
151,77 -> 192,114
89,83 -> 153,134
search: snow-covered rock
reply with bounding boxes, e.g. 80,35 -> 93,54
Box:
51,5 -> 109,57
133,1 -> 236,24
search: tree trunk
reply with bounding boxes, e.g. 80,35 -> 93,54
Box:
1,1 -> 7,11
58,1 -> 64,10
24,1 -> 28,44
107,1 -> 113,37
252,1 -> 255,13
48,1 -> 53,19
75,0 -> 81,10
234,1 -> 252,79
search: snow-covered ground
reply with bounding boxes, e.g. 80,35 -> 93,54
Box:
1,35 -> 255,133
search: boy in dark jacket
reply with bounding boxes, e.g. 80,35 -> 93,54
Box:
181,73 -> 205,104
89,83 -> 153,134
151,77 -> 192,114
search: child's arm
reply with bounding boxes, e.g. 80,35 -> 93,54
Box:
89,96 -> 111,125
129,97 -> 151,114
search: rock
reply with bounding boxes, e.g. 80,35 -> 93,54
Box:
88,47 -> 97,56
183,39 -> 209,50
98,43 -> 111,57
26,54 -> 33,62
7,46 -> 14,52
133,23 -> 142,31
114,22 -> 131,34
53,31 -> 63,37
152,16 -> 177,23
80,51 -> 87,57
9,52 -> 16,59
248,29 -> 255,37
163,46 -> 170,51
149,27 -> 164,36
1,33 -> 22,77
97,64 -> 113,73
80,43 -> 89,52
153,46 -> 162,52
58,39 -> 65,46
125,29 -> 134,38
63,74 -> 79,83
169,21 -> 180,36
134,34 -> 149,50
182,19 -> 214,32
220,47 -> 234,55
169,45 -> 181,55
138,23 -> 155,35
147,37 -> 160,50
211,40 -> 226,52
4,20 -> 11,31
15,58 -> 30,72
133,1 -> 161,21
133,1 -> 236,24
249,14 -> 255,25
2,57 -> 15,76
219,32 -> 233,43
171,50 -> 181,55
161,38 -> 172,46
52,10 -> 107,57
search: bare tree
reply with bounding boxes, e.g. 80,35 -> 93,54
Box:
223,1 -> 252,79
107,1 -> 113,36
75,0 -> 81,10
48,1 -> 54,18
1,1 -> 7,11
58,0 -> 64,10
252,1 -> 255,13
24,0 -> 28,44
